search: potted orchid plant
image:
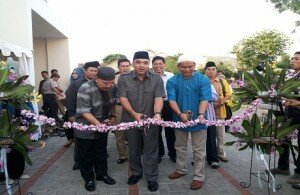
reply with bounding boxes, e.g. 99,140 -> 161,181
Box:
0,61 -> 42,165
226,63 -> 300,154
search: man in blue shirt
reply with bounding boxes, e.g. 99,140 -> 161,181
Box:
167,55 -> 212,190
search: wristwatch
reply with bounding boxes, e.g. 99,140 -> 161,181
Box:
155,112 -> 162,116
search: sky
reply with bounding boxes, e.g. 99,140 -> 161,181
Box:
47,0 -> 300,66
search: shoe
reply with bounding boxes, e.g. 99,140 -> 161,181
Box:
158,157 -> 162,163
211,162 -> 219,169
218,156 -> 229,162
85,181 -> 95,191
117,158 -> 127,164
287,173 -> 300,184
127,175 -> 142,185
269,168 -> 290,176
168,171 -> 185,179
148,181 -> 159,192
191,161 -> 194,166
96,175 -> 116,185
292,183 -> 300,190
170,156 -> 176,163
20,174 -> 30,179
72,162 -> 79,171
190,180 -> 203,190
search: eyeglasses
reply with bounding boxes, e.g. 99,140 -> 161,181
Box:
72,72 -> 78,74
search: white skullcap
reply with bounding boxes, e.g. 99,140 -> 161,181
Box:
177,55 -> 197,65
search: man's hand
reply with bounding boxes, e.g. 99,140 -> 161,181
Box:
179,113 -> 189,122
153,113 -> 161,120
197,114 -> 205,123
109,117 -> 117,125
68,117 -> 75,122
132,112 -> 143,122
282,97 -> 300,107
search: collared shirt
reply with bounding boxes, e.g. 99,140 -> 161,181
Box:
117,70 -> 165,122
42,78 -> 57,94
160,71 -> 174,100
210,77 -> 231,119
75,80 -> 117,139
167,72 -> 212,131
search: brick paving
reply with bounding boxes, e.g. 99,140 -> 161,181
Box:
0,106 -> 299,195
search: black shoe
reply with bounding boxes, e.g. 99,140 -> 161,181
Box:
170,156 -> 176,163
127,175 -> 142,185
96,175 -> 116,185
117,158 -> 127,164
72,162 -> 79,170
148,181 -> 159,192
85,181 -> 95,191
191,161 -> 194,166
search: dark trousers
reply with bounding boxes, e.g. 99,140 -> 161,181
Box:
126,126 -> 159,181
42,94 -> 59,121
159,101 -> 176,158
65,128 -> 74,140
206,125 -> 219,164
76,134 -> 108,182
278,127 -> 300,173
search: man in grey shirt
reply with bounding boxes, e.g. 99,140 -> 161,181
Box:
75,67 -> 117,192
117,51 -> 164,192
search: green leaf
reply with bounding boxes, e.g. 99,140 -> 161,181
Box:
0,67 -> 9,86
0,110 -> 10,137
244,72 -> 261,92
265,63 -> 271,88
225,141 -> 236,146
251,113 -> 261,137
4,85 -> 34,97
3,75 -> 29,92
252,68 -> 268,91
277,124 -> 300,139
25,125 -> 39,134
275,67 -> 287,89
241,120 -> 253,138
239,144 -> 249,151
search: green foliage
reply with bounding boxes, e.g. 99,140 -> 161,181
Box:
232,30 -> 292,70
0,63 -> 37,165
102,54 -> 127,64
165,53 -> 182,74
267,0 -> 300,15
277,53 -> 291,69
228,63 -> 300,154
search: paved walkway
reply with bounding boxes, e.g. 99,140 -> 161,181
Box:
1,106 -> 299,195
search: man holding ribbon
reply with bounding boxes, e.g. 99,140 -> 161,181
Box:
167,55 -> 212,190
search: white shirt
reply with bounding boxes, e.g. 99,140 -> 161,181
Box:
161,71 -> 174,100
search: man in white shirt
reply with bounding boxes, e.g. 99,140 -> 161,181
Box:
152,56 -> 176,163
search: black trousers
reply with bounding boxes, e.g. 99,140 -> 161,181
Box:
76,134 -> 108,182
278,126 -> 300,173
42,94 -> 59,121
159,101 -> 176,158
206,125 -> 219,164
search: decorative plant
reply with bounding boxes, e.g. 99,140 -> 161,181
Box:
0,61 -> 41,165
227,63 -> 300,154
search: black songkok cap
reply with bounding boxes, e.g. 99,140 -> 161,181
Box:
97,67 -> 115,80
84,61 -> 100,69
204,61 -> 216,70
133,51 -> 150,61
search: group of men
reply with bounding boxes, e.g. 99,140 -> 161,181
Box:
58,50 -> 300,192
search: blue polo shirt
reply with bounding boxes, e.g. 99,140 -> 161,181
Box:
166,72 -> 212,131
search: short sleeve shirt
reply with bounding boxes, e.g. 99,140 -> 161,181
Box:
42,78 -> 57,94
117,70 -> 165,122
167,72 -> 212,131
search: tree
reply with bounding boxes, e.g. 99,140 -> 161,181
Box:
102,54 -> 126,65
267,0 -> 300,15
232,30 -> 291,70
277,53 -> 291,69
165,53 -> 182,74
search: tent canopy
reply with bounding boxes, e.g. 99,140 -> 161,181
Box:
0,39 -> 33,61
